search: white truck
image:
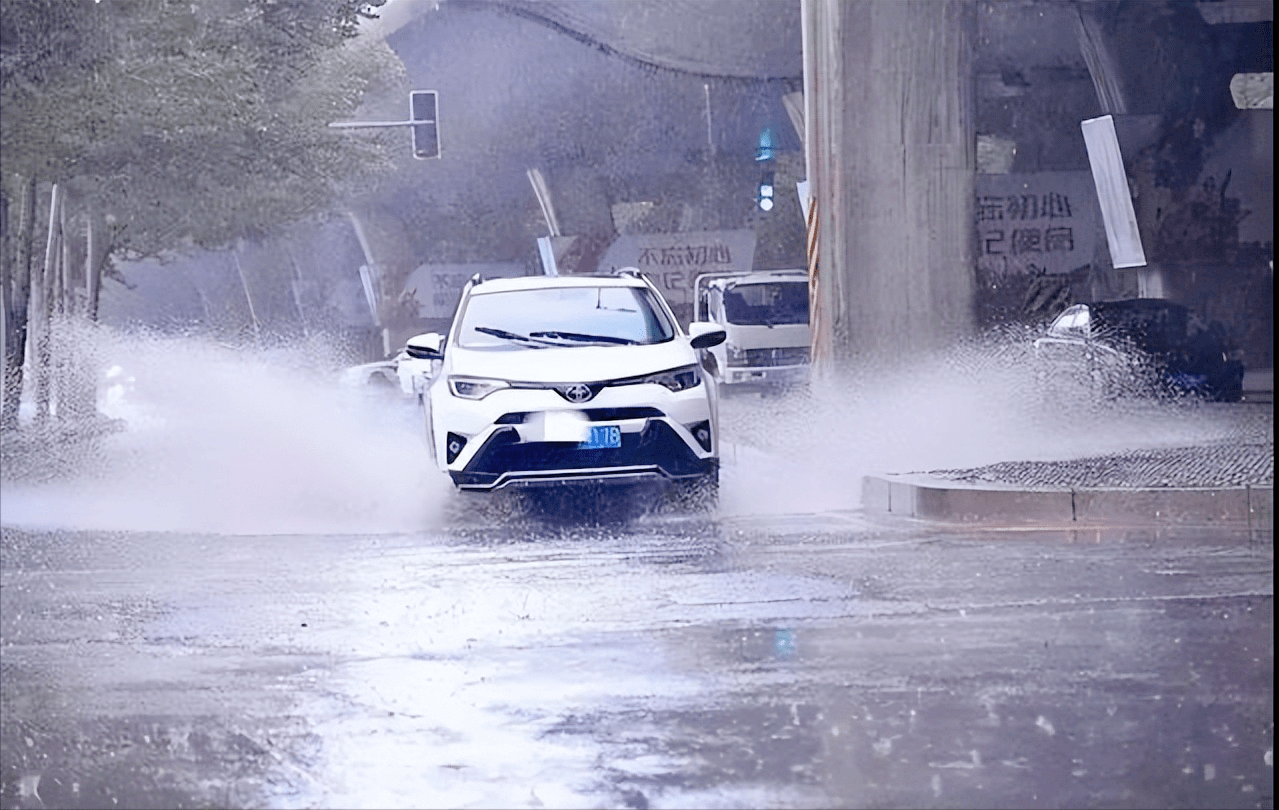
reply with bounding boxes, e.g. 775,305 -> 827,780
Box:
694,269 -> 811,390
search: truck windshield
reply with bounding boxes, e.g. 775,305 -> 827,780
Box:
722,281 -> 809,326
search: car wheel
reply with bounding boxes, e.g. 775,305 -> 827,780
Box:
1031,357 -> 1063,409
1211,364 -> 1246,402
1210,379 -> 1244,403
669,471 -> 719,512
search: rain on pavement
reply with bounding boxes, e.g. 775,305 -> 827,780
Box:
1,332 -> 1272,809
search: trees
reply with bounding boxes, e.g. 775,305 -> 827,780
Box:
1,0 -> 403,429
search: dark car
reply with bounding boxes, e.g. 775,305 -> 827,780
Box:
1033,299 -> 1245,402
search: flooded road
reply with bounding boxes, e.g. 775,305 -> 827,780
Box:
1,512 -> 1271,809
1,334 -> 1273,808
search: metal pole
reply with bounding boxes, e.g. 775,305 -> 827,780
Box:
327,120 -> 424,129
34,184 -> 63,423
231,247 -> 262,345
704,84 -> 715,157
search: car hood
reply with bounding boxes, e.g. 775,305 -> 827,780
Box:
446,340 -> 697,383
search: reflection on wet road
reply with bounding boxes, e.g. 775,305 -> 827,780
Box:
1,512 -> 1272,809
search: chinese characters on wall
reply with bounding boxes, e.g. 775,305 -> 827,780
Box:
598,230 -> 757,307
635,244 -> 736,303
403,262 -> 527,320
976,172 -> 1098,277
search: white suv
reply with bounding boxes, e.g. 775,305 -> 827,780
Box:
404,270 -> 726,498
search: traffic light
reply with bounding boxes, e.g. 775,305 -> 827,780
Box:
410,90 -> 439,160
757,170 -> 775,212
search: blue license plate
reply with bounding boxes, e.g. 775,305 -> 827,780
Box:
579,425 -> 621,449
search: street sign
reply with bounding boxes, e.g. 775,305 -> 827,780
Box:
1081,115 -> 1146,269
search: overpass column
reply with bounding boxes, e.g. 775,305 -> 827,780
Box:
804,0 -> 976,372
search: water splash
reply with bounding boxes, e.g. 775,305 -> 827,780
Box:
1,323 -> 1255,531
1,326 -> 447,535
717,327 -> 1254,517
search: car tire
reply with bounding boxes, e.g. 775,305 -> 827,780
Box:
670,471 -> 719,512
1031,356 -> 1062,409
1211,364 -> 1246,402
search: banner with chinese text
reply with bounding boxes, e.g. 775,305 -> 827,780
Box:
597,230 -> 757,309
975,171 -> 1102,276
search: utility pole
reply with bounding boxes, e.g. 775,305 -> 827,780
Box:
331,91 -> 441,358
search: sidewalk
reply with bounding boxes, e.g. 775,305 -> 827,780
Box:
864,377 -> 1274,528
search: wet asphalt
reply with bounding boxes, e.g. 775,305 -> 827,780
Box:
1,506 -> 1272,810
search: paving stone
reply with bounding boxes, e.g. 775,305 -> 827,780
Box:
922,442 -> 1274,490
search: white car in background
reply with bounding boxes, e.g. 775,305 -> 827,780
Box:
694,269 -> 810,390
404,269 -> 725,500
339,350 -> 434,396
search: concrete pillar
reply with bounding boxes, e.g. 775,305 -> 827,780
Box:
805,0 -> 976,370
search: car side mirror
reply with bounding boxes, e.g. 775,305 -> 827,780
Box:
405,332 -> 444,360
688,321 -> 727,350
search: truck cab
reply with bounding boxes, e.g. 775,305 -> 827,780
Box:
695,270 -> 811,390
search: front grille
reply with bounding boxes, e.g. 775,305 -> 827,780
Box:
728,347 -> 810,368
498,407 -> 662,425
583,406 -> 664,421
452,421 -> 711,488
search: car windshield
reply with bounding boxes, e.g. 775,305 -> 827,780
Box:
1048,306 -> 1089,337
455,285 -> 676,348
722,281 -> 809,326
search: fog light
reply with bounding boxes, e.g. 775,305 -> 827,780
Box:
689,420 -> 712,452
446,432 -> 468,464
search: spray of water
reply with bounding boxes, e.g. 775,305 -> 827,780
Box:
717,326 -> 1249,516
1,325 -> 448,535
0,323 -> 1248,532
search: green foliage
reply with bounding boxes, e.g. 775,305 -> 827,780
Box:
1,0 -> 400,257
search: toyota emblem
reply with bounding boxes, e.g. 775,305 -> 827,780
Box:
560,383 -> 595,403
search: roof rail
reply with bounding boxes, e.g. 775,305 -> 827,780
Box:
613,267 -> 642,278
469,272 -> 483,285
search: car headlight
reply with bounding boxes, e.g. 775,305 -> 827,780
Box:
448,376 -> 510,400
641,365 -> 702,392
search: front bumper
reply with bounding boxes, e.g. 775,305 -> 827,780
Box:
449,420 -> 717,490
722,363 -> 809,387
433,381 -> 717,491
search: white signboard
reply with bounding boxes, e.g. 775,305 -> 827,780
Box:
975,171 -> 1101,276
402,262 -> 527,320
1081,115 -> 1147,269
596,230 -> 757,308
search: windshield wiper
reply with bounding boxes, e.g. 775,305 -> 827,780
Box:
474,326 -> 560,346
529,330 -> 637,345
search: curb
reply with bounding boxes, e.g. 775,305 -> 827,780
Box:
862,474 -> 1274,529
